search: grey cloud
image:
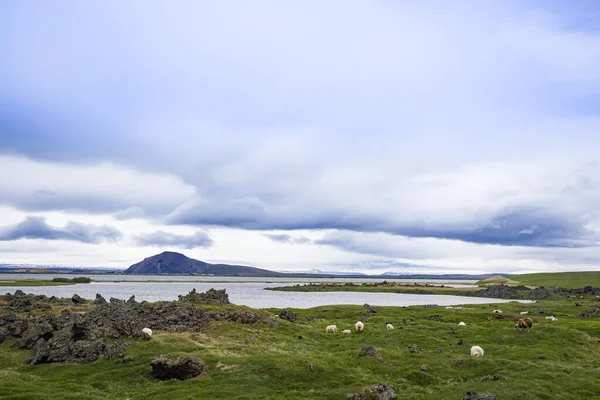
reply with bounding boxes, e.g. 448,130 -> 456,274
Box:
264,233 -> 312,244
133,231 -> 213,249
0,216 -> 122,244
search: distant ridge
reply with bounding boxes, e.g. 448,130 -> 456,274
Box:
123,251 -> 285,276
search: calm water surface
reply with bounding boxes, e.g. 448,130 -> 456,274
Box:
0,274 -> 527,308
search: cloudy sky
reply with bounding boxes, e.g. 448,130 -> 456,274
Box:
1,1 -> 599,274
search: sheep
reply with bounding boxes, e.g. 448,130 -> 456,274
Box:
471,345 -> 484,357
355,321 -> 365,333
141,327 -> 153,340
386,323 -> 394,330
515,318 -> 533,331
342,329 -> 351,335
545,316 -> 558,321
458,322 -> 466,326
493,310 -> 502,314
520,311 -> 529,315
326,325 -> 338,333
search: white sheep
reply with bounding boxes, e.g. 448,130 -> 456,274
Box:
326,325 -> 338,333
458,322 -> 466,326
471,345 -> 484,357
355,321 -> 365,333
545,316 -> 558,321
141,327 -> 152,339
520,311 -> 529,315
493,310 -> 502,314
342,329 -> 351,335
386,323 -> 394,330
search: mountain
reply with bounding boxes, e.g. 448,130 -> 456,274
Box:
123,251 -> 285,276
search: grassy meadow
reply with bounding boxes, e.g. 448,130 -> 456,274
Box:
1,294 -> 600,399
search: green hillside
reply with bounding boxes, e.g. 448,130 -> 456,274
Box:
508,271 -> 600,289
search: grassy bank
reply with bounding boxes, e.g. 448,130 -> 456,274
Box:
508,271 -> 600,289
1,294 -> 600,399
265,282 -> 472,295
0,277 -> 91,287
0,280 -> 73,287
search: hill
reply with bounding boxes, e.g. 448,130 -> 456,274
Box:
507,271 -> 600,289
123,252 -> 285,276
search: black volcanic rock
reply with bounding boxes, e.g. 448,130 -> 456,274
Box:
124,251 -> 283,276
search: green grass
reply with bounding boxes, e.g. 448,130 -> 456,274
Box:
508,271 -> 600,289
2,297 -> 600,399
0,280 -> 74,287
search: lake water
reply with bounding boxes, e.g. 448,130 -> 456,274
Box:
0,274 -> 527,308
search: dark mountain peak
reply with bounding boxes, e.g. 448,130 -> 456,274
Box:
124,252 -> 283,276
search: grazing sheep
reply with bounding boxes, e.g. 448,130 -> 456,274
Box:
326,325 -> 338,333
545,316 -> 558,321
471,345 -> 484,357
458,322 -> 466,326
355,321 -> 365,333
386,323 -> 394,330
520,311 -> 529,315
342,329 -> 351,335
141,327 -> 153,339
493,310 -> 502,314
515,318 -> 533,331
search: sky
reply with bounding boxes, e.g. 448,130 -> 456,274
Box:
1,1 -> 600,274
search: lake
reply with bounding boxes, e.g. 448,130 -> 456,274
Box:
0,274 -> 527,309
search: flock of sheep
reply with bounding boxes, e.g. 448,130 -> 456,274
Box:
323,307 -> 559,359
140,307 -> 559,359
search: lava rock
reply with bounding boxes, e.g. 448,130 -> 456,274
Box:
363,303 -> 379,313
580,307 -> 600,318
178,288 -> 229,304
104,342 -> 127,360
481,374 -> 506,382
93,294 -> 107,305
278,310 -> 298,322
71,294 -> 85,304
348,383 -> 397,400
462,391 -> 496,400
150,354 -> 205,380
408,344 -> 424,353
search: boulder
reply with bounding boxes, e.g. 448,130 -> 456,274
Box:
363,303 -> 379,313
408,344 -> 424,353
71,294 -> 85,305
462,391 -> 496,400
358,346 -> 383,362
278,310 -> 297,322
93,294 -> 107,305
150,354 -> 205,380
347,383 -> 397,400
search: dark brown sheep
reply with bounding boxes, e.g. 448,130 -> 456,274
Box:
515,318 -> 533,331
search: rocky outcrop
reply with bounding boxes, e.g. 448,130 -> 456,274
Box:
358,346 -> 384,362
278,310 -> 298,322
460,284 -> 600,300
178,288 -> 230,304
347,383 -> 397,400
0,289 -> 253,365
150,354 -> 205,380
462,391 -> 496,400
580,307 -> 600,318
93,294 -> 107,305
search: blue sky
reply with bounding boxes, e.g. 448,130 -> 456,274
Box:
1,1 -> 599,273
